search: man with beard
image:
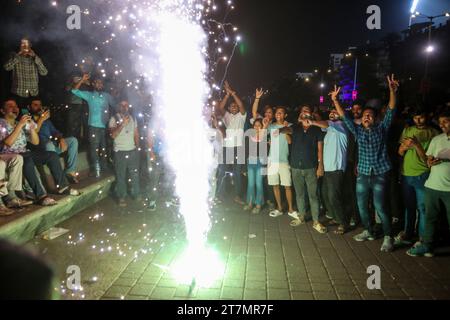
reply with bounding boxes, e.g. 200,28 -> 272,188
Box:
280,106 -> 325,234
72,74 -> 115,178
396,109 -> 439,245
306,108 -> 349,234
332,74 -> 400,252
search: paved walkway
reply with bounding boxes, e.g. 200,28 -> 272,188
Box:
28,198 -> 450,300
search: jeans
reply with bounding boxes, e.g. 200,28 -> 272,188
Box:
356,172 -> 392,237
113,150 -> 140,199
247,163 -> 264,206
88,127 -> 107,169
21,151 -> 68,198
402,173 -> 429,238
322,170 -> 347,226
45,137 -> 78,174
292,168 -> 320,221
423,188 -> 450,247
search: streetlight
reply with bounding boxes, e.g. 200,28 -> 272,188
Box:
410,12 -> 450,80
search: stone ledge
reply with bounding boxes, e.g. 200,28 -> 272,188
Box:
0,175 -> 115,244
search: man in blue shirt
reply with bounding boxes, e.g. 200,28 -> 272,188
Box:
30,98 -> 79,184
332,75 -> 399,252
72,74 -> 115,177
306,108 -> 349,234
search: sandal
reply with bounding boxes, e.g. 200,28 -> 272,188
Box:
313,222 -> 328,234
39,196 -> 57,206
290,218 -> 305,227
334,225 -> 347,235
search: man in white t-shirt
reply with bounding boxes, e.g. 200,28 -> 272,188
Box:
407,110 -> 450,257
215,81 -> 247,205
109,100 -> 140,207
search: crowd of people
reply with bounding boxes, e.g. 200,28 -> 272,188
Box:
1,38 -> 450,259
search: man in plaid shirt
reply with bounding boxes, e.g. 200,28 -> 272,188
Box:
3,39 -> 48,107
331,75 -> 400,253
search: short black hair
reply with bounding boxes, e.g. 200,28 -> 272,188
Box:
253,118 -> 263,127
412,108 -> 427,117
362,106 -> 379,117
352,99 -> 365,107
30,96 -> 42,103
2,98 -> 17,109
274,106 -> 287,113
439,109 -> 450,119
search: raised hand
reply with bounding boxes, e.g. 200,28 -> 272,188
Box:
328,85 -> 341,102
82,73 -> 91,83
387,74 -> 399,92
224,81 -> 235,95
262,117 -> 270,129
40,110 -> 51,122
255,88 -> 264,99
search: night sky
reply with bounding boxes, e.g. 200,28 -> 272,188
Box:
0,0 -> 449,96
228,0 -> 450,93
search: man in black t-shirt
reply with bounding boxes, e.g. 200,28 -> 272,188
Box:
282,106 -> 326,233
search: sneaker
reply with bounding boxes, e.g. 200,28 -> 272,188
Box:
288,211 -> 300,220
353,230 -> 375,242
148,200 -> 156,212
350,217 -> 357,227
243,205 -> 252,211
381,236 -> 394,252
118,199 -> 127,207
394,231 -> 413,246
269,209 -> 283,218
0,205 -> 15,217
406,242 -> 434,258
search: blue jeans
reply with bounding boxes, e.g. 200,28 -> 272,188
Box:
402,173 -> 428,238
45,137 -> 78,174
88,127 -> 107,169
356,172 -> 392,237
247,163 -> 264,206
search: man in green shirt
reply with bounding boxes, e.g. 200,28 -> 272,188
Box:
396,110 -> 439,244
407,110 -> 450,257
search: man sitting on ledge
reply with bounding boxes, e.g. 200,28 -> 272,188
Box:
29,98 -> 80,184
0,99 -> 81,206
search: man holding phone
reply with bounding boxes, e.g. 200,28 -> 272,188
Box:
3,38 -> 48,109
29,98 -> 80,184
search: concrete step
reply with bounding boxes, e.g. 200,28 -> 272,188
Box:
0,175 -> 115,244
